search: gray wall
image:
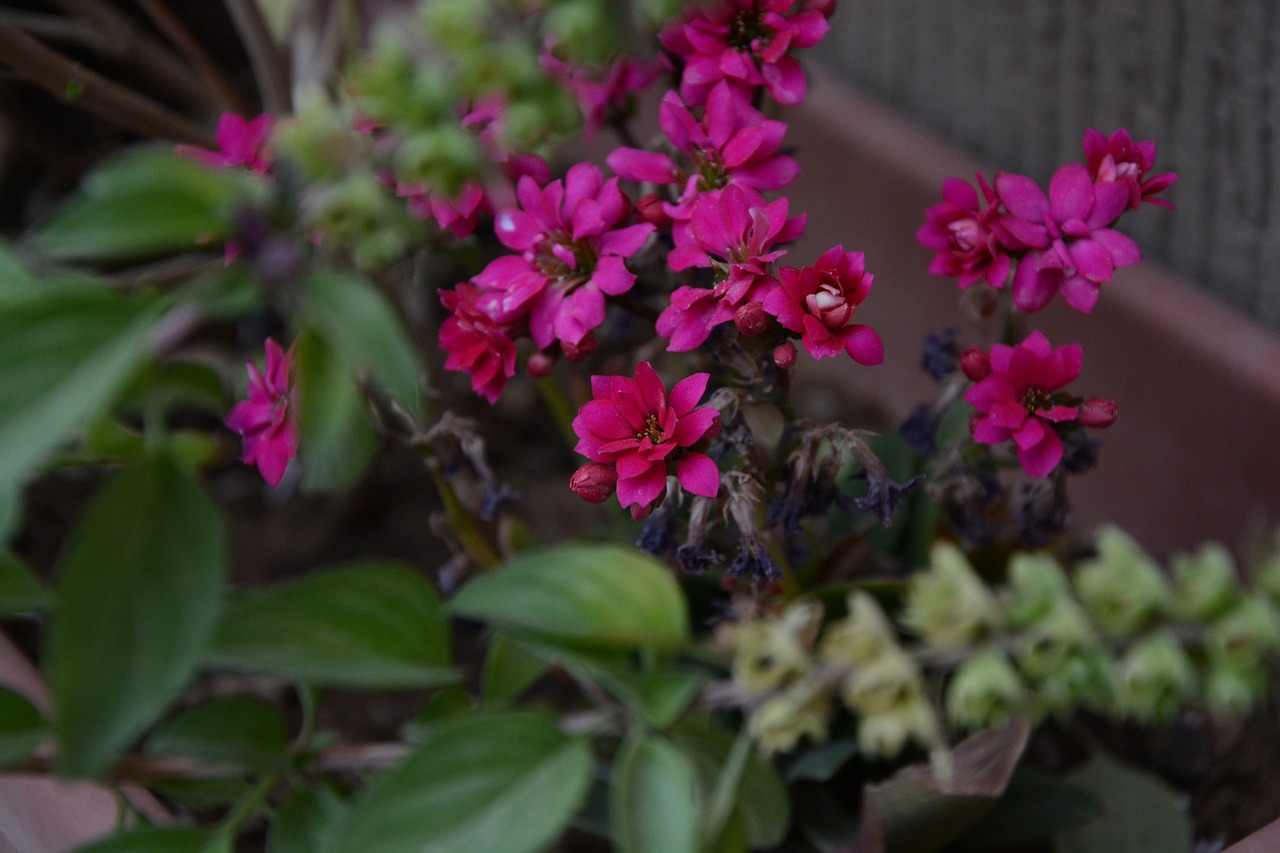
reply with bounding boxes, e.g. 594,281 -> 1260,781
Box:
814,0 -> 1280,328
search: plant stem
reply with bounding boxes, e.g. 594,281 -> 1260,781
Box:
211,773 -> 276,845
534,375 -> 580,452
224,0 -> 291,114
136,0 -> 249,114
427,460 -> 501,570
0,23 -> 211,145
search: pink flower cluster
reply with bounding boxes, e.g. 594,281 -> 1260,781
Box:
963,330 -> 1116,478
918,129 -> 1176,313
177,113 -> 274,176
226,338 -> 298,487
571,362 -> 721,518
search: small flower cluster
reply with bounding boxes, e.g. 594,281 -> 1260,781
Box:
723,529 -> 1280,758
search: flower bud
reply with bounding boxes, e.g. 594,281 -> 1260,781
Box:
569,462 -> 616,503
526,351 -> 555,378
959,346 -> 991,381
946,648 -> 1027,729
841,648 -> 923,716
1207,595 -> 1280,666
1172,542 -> 1240,620
732,602 -> 821,693
820,592 -> 897,667
561,334 -> 597,362
1078,396 -> 1118,428
902,542 -> 1002,647
772,341 -> 797,370
1027,647 -> 1114,718
1204,656 -> 1266,716
635,193 -> 672,230
747,679 -> 832,753
857,696 -> 942,759
1112,631 -> 1196,723
1075,526 -> 1171,635
734,302 -> 770,336
1005,552 -> 1072,628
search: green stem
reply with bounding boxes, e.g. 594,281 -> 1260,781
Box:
211,773 -> 276,845
534,375 -> 580,452
428,462 -> 501,570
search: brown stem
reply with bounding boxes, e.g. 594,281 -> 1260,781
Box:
0,10 -> 98,48
223,0 -> 290,114
44,0 -> 217,111
135,0 -> 250,115
0,24 -> 212,146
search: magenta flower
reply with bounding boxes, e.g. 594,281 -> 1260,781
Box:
226,338 -> 298,487
572,362 -> 721,518
657,184 -> 806,351
997,164 -> 1141,313
401,180 -> 489,239
917,173 -> 1016,290
1083,128 -> 1177,210
659,0 -> 832,106
483,162 -> 655,350
541,52 -> 663,137
606,81 -> 799,215
438,283 -> 520,404
963,330 -> 1094,478
763,245 -> 884,364
177,113 -> 273,175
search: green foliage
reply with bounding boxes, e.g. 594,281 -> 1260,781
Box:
74,828 -> 226,853
1053,753 -> 1193,853
328,711 -> 592,853
207,562 -> 456,689
610,734 -> 701,853
293,330 -> 378,492
0,553 -> 49,616
0,686 -> 45,767
145,697 -> 290,773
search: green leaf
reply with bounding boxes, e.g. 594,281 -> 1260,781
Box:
271,788 -> 347,853
0,481 -> 17,543
146,697 -> 289,772
0,242 -> 40,300
1053,752 -> 1193,853
670,722 -> 791,850
329,711 -> 592,853
74,827 -> 220,853
48,456 -> 226,776
0,686 -> 44,767
0,552 -> 49,615
450,544 -> 688,649
482,636 -> 548,707
300,270 -> 425,419
610,734 -> 701,853
0,289 -> 157,488
29,146 -> 241,262
785,738 -> 859,784
207,562 -> 457,689
951,767 -> 1101,851
293,329 -> 377,493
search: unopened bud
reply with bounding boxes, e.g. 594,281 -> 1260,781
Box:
562,334 -> 598,362
1078,396 -> 1118,428
1075,526 -> 1171,635
747,679 -> 832,753
1172,543 -> 1239,620
1113,631 -> 1196,723
959,346 -> 991,381
773,341 -> 797,370
635,193 -> 672,230
903,542 -> 1002,646
526,351 -> 555,378
945,648 -> 1027,729
735,302 -> 770,336
569,462 -> 616,503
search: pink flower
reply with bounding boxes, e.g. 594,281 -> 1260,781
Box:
226,338 -> 298,487
606,81 -> 799,215
1083,128 -> 1177,210
482,162 -> 655,350
917,173 -> 1016,289
177,113 -> 273,175
997,164 -> 1142,313
542,52 -> 663,137
401,180 -> 489,239
572,362 -> 722,517
763,245 -> 884,363
964,330 -> 1095,478
438,283 -> 520,404
659,0 -> 831,106
657,184 -> 806,350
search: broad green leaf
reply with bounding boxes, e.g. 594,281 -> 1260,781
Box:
74,828 -> 221,853
293,330 -> 377,493
0,686 -> 44,767
0,289 -> 157,488
405,686 -> 475,740
1053,752 -> 1193,853
271,788 -> 347,853
149,778 -> 254,810
450,544 -> 688,649
482,636 -> 548,707
29,146 -> 241,262
0,553 -> 49,615
784,738 -> 859,784
671,722 -> 791,850
610,734 -> 700,853
329,711 -> 592,853
49,456 -> 226,776
0,242 -> 39,300
146,697 -> 289,772
301,270 -> 424,419
952,768 -> 1101,851
0,481 -> 16,543
120,360 -> 227,417
207,562 -> 456,689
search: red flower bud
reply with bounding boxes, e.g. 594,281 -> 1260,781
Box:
773,341 -> 798,370
570,462 -> 618,503
734,301 -> 770,336
960,346 -> 991,381
526,351 -> 555,378
562,334 -> 598,362
635,194 -> 672,230
1078,396 -> 1118,428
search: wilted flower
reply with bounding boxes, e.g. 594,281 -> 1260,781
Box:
225,338 -> 297,487
763,245 -> 884,364
177,112 -> 274,175
571,362 -> 721,518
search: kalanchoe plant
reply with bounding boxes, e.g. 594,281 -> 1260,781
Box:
4,1 -> 1267,852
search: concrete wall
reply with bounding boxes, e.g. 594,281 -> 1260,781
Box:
814,0 -> 1280,328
